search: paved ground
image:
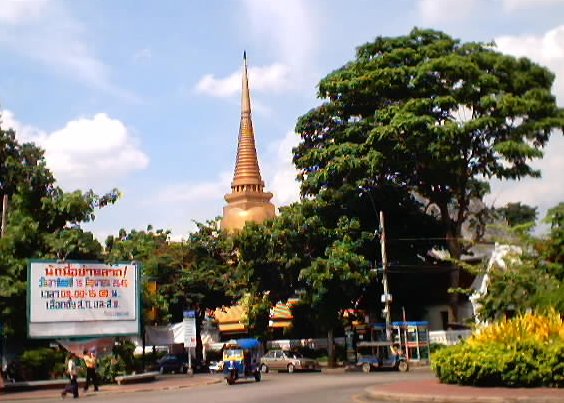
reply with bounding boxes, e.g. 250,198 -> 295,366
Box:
1,374 -> 221,401
2,369 -> 563,403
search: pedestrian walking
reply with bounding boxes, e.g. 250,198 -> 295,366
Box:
83,349 -> 99,392
61,352 -> 79,399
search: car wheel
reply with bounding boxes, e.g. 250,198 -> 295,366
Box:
362,363 -> 371,373
260,364 -> 269,373
398,361 -> 409,372
287,364 -> 295,373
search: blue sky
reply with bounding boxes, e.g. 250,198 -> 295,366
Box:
1,0 -> 563,241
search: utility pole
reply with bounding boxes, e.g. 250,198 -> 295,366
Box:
379,211 -> 392,341
1,194 -> 8,238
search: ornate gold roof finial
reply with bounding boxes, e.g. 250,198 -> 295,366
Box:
221,53 -> 275,232
231,50 -> 262,188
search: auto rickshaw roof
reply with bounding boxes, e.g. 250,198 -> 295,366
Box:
224,338 -> 261,350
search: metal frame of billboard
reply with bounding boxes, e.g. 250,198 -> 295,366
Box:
27,259 -> 141,339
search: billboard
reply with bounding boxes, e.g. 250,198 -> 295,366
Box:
28,260 -> 140,338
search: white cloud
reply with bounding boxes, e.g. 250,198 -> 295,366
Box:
155,172 -> 231,204
1,110 -> 48,144
0,2 -> 136,100
417,0 -> 481,24
496,25 -> 564,104
264,130 -> 301,207
195,63 -> 291,98
242,0 -> 318,70
196,0 -> 320,99
0,0 -> 49,24
2,110 -> 149,192
502,0 -> 564,11
133,48 -> 152,62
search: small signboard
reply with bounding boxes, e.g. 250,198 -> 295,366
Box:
183,310 -> 197,348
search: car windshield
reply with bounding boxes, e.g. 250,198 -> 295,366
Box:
289,352 -> 303,359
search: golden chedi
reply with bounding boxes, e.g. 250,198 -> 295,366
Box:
220,53 -> 275,232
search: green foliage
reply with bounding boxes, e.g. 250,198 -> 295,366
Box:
0,117 -> 118,339
20,348 -> 66,380
432,340 -> 564,387
475,203 -> 564,321
495,202 -> 538,227
294,28 -> 564,260
98,355 -> 126,383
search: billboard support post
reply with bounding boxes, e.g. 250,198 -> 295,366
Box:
183,310 -> 196,376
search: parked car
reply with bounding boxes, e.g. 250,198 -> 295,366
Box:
157,354 -> 188,374
260,350 -> 318,373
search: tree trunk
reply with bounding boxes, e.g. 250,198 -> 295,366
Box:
327,328 -> 336,368
1,194 -> 8,238
195,308 -> 204,363
437,200 -> 462,324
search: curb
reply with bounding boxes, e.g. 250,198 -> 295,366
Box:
363,386 -> 564,403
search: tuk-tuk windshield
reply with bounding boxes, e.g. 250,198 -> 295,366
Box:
223,349 -> 243,360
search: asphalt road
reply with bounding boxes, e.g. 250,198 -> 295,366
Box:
18,370 -> 433,403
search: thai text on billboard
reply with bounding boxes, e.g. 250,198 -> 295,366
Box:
28,261 -> 139,338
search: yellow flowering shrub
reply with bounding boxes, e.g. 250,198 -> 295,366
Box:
432,310 -> 564,387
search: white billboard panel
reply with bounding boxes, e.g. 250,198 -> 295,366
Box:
28,261 -> 140,338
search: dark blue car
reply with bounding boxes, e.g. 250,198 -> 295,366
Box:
157,354 -> 188,374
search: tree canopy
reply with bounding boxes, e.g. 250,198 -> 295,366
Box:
294,28 -> 563,321
0,118 -> 119,337
294,28 -> 564,259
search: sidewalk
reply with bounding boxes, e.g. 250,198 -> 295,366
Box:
362,377 -> 564,403
1,374 -> 222,402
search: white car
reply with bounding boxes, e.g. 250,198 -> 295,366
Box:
208,361 -> 223,374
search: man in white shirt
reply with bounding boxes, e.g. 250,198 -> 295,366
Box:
61,352 -> 79,399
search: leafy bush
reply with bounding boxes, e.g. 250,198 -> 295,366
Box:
98,355 -> 126,383
432,310 -> 564,387
20,348 -> 66,380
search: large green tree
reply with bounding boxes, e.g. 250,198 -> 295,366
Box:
294,28 -> 564,320
0,119 -> 118,339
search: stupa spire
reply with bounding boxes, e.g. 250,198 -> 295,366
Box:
231,51 -> 264,190
221,53 -> 275,232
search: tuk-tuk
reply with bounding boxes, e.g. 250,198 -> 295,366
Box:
356,341 -> 409,373
222,338 -> 262,385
